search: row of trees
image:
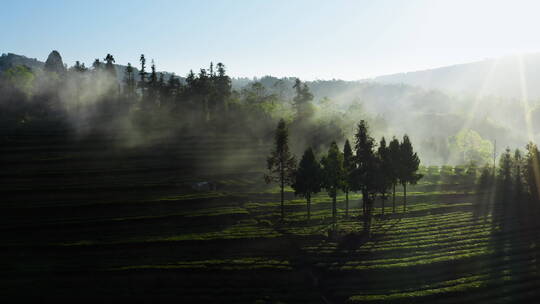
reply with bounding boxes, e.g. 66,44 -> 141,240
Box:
265,119 -> 422,233
474,143 -> 540,274
476,143 -> 540,220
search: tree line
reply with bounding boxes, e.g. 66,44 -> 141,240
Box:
265,119 -> 422,234
0,51 -> 347,154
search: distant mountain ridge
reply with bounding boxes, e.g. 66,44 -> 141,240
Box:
5,51 -> 540,100
373,53 -> 540,100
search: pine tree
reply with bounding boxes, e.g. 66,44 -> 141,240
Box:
147,60 -> 158,105
139,54 -> 147,102
321,142 -> 344,222
265,119 -> 297,220
292,147 -> 322,220
388,137 -> 401,213
166,73 -> 180,106
377,137 -> 393,216
351,120 -> 378,233
104,54 -> 116,77
215,62 -> 231,112
73,61 -> 87,72
525,143 -> 540,202
342,139 -> 354,217
514,149 -> 524,201
399,135 -> 422,211
157,72 -> 165,106
124,63 -> 136,100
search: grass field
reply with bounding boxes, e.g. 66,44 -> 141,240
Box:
2,133 -> 540,303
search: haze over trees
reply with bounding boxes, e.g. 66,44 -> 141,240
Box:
5,50 -> 535,167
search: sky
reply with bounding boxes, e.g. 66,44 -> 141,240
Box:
3,0 -> 540,80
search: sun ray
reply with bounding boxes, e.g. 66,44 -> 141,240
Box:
517,54 -> 540,199
441,57 -> 500,165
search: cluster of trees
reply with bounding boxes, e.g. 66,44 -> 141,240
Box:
265,119 -> 422,233
61,53 -> 235,129
476,143 -> 540,221
0,51 -> 345,153
473,143 -> 540,269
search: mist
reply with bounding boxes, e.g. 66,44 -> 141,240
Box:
2,50 -> 538,170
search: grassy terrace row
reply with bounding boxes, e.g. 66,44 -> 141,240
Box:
327,240 -> 539,293
108,257 -> 292,271
332,240 -> 540,302
347,258 -> 540,303
57,222 -> 282,246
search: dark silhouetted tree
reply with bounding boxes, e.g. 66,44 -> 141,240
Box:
139,54 -> 147,101
147,60 -> 158,105
124,63 -> 136,100
513,149 -> 524,201
388,137 -> 401,213
321,141 -> 344,222
72,61 -> 87,73
399,135 -> 422,211
525,143 -> 540,203
376,137 -> 393,215
104,54 -> 116,77
351,120 -> 378,233
342,139 -> 354,217
265,119 -> 296,220
215,62 -> 231,112
292,147 -> 322,220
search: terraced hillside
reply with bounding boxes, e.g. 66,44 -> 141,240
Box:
2,133 -> 540,303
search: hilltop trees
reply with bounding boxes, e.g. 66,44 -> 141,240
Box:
265,119 -> 296,220
104,54 -> 116,77
124,63 -> 136,100
139,54 -> 147,102
292,148 -> 322,220
292,78 -> 314,120
213,62 -> 231,114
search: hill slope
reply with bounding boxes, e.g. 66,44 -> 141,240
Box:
373,53 -> 540,100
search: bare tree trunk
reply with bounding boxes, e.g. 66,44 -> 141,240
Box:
364,198 -> 372,235
361,190 -> 368,225
403,183 -> 407,212
280,175 -> 284,221
307,194 -> 311,221
392,183 -> 396,213
345,190 -> 349,217
332,194 -> 337,222
382,197 -> 385,216
362,200 -> 365,216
